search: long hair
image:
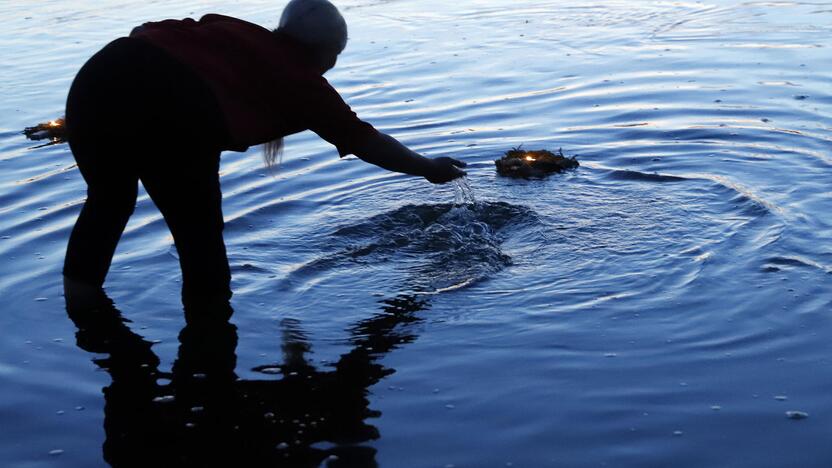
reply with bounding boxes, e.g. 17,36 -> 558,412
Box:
263,137 -> 284,170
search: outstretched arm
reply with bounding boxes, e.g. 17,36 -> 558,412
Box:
352,132 -> 466,184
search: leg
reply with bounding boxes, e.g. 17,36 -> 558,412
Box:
64,141 -> 138,288
139,150 -> 232,315
64,36 -> 231,317
63,40 -> 142,289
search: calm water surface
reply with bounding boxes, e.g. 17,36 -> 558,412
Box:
1,0 -> 831,466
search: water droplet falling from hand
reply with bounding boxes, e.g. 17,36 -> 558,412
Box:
453,176 -> 477,206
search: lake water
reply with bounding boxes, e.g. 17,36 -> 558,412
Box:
1,0 -> 831,466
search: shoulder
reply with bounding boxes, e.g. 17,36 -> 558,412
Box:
132,14 -> 269,35
199,13 -> 236,22
198,14 -> 272,33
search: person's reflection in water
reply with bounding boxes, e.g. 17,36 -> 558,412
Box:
64,281 -> 428,467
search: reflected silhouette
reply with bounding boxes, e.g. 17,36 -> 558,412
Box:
65,282 -> 428,467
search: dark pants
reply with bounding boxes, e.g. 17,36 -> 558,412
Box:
64,37 -> 232,313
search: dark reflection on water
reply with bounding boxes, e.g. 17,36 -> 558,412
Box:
65,289 -> 427,467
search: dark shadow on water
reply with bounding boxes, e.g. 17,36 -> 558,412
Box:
65,286 -> 428,467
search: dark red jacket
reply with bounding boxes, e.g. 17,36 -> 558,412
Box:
130,14 -> 377,154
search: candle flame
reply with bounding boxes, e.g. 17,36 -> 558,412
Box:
525,155 -> 535,161
48,120 -> 60,127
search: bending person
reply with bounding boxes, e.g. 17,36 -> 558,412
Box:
63,0 -> 466,321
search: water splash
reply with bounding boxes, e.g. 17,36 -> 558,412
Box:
453,176 -> 477,206
287,202 -> 536,294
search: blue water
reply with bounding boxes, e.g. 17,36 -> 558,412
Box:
1,0 -> 831,466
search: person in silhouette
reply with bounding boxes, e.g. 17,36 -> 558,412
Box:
63,0 -> 466,321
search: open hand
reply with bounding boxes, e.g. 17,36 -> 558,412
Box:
425,157 -> 467,184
